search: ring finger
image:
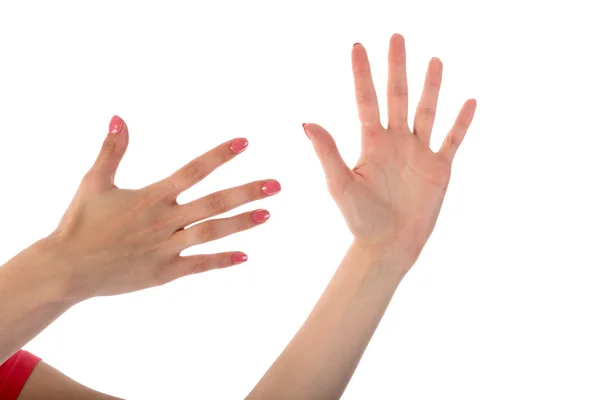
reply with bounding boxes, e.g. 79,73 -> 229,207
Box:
169,209 -> 271,250
414,58 -> 443,145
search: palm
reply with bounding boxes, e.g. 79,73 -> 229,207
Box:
304,34 -> 476,253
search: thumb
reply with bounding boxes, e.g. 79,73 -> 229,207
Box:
89,115 -> 130,188
302,123 -> 351,191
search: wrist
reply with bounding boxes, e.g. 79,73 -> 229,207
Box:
23,237 -> 83,305
0,238 -> 80,323
350,239 -> 417,278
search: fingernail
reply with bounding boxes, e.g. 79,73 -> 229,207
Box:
252,209 -> 270,223
302,123 -> 311,140
109,115 -> 123,135
231,252 -> 248,264
230,138 -> 249,154
353,42 -> 360,47
261,180 -> 281,196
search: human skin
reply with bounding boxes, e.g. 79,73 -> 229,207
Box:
247,33 -> 477,399
1,32 -> 475,399
0,117 -> 280,397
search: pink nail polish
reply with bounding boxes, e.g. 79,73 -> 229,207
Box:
252,209 -> 270,223
109,115 -> 123,135
261,180 -> 281,196
231,252 -> 248,264
230,138 -> 249,154
302,123 -> 311,140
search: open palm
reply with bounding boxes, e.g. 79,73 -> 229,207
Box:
303,34 -> 477,260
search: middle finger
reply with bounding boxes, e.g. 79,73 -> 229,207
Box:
176,179 -> 281,227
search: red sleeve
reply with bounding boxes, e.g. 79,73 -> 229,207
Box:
0,350 -> 41,400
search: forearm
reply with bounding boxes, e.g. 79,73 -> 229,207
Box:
18,361 -> 123,400
0,238 -> 76,364
248,240 -> 414,399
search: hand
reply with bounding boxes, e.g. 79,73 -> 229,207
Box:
48,116 -> 281,300
303,34 -> 476,262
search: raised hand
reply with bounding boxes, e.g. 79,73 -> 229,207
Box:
49,116 -> 281,300
303,34 -> 476,264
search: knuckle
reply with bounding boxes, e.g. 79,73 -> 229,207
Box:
390,81 -> 408,98
356,91 -> 377,105
150,214 -> 170,232
183,161 -> 204,180
189,258 -> 209,274
207,193 -> 228,213
418,106 -> 436,118
197,222 -> 216,241
101,138 -> 117,154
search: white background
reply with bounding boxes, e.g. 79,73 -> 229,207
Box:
1,1 -> 599,399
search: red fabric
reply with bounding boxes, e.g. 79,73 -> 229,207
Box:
0,350 -> 41,400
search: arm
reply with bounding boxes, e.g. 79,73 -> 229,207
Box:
0,116 -> 281,397
0,245 -> 124,399
18,361 -> 122,400
0,240 -> 73,366
249,242 -> 411,399
248,34 -> 477,399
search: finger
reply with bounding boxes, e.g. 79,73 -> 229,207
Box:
352,43 -> 382,131
414,58 -> 443,145
158,251 -> 249,284
438,99 -> 477,163
89,115 -> 130,188
161,137 -> 248,197
387,33 -> 409,130
170,209 -> 271,250
177,179 -> 281,227
302,123 -> 351,192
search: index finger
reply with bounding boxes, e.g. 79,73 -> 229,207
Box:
159,137 -> 249,197
352,43 -> 382,131
438,99 -> 477,162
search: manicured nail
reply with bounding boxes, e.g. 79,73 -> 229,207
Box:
302,123 -> 311,140
230,138 -> 249,154
231,252 -> 248,264
109,115 -> 123,135
261,180 -> 281,196
252,209 -> 270,223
